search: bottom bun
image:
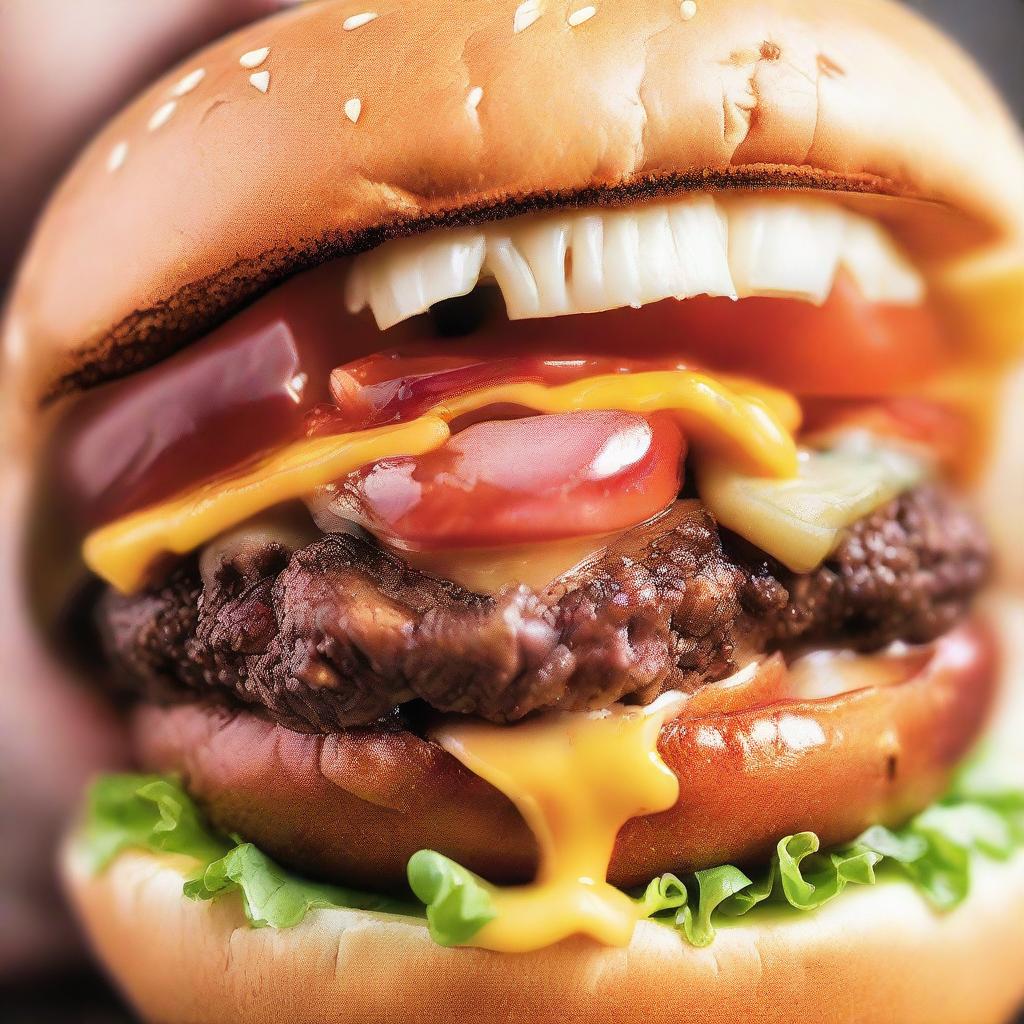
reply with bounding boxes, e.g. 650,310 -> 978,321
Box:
63,844 -> 1024,1024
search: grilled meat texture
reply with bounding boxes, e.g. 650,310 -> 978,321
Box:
98,486 -> 990,732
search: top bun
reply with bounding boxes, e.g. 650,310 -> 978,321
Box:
4,0 -> 1024,407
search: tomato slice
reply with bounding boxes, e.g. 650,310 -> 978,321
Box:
800,397 -> 970,470
318,273 -> 948,403
56,252 -> 947,534
599,272 -> 950,397
310,274 -> 949,440
334,411 -> 685,548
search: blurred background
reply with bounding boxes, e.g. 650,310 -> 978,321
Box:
0,1 -> 1021,1021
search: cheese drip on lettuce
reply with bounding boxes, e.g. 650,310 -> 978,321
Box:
77,752 -> 1024,946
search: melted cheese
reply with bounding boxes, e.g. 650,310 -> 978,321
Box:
83,369 -> 799,593
697,442 -> 924,573
397,535 -> 612,594
84,420 -> 451,593
432,692 -> 686,952
938,248 -> 1024,363
437,371 -> 799,475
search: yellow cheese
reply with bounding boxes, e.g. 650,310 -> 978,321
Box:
936,246 -> 1024,363
696,443 -> 924,574
432,692 -> 685,952
84,420 -> 451,593
396,535 -> 613,594
83,370 -> 800,593
438,371 -> 800,476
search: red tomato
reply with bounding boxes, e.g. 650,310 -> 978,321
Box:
338,411 -> 686,548
315,273 -> 950,420
392,274 -> 947,398
800,397 -> 970,470
56,252 -> 948,534
651,273 -> 951,397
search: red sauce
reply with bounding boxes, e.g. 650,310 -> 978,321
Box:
308,351 -> 690,436
51,261 -> 950,535
47,264 -> 359,532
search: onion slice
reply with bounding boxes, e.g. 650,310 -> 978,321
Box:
345,194 -> 925,330
697,436 -> 925,573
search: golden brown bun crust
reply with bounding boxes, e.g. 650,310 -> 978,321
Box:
62,845 -> 1024,1024
6,0 -> 1024,406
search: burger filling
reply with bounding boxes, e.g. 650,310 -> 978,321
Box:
98,486 -> 988,732
59,192 -> 1022,951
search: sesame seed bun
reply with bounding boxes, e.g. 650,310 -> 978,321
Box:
59,591 -> 1024,1024
8,1 -> 1024,1012
61,846 -> 1024,1024
4,0 -> 1024,409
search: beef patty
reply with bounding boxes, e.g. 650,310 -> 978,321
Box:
98,486 -> 990,732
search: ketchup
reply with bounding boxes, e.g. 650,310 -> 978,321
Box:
53,261 -> 948,536
308,351 -> 690,436
47,264 -> 364,532
334,411 -> 686,548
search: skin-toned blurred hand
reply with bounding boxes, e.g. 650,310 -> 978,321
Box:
0,0 -> 297,290
0,0 -> 297,982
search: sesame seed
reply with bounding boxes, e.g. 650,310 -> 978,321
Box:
513,0 -> 541,34
344,97 -> 362,123
567,5 -> 596,27
680,1 -> 697,20
172,68 -> 206,97
147,101 -> 177,131
106,141 -> 128,172
249,70 -> 271,93
343,11 -> 378,30
239,47 -> 270,69
467,86 -> 484,111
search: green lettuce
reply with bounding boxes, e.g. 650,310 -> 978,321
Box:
79,774 -> 231,871
407,850 -> 497,946
79,754 -> 1024,947
633,754 -> 1024,946
79,774 -> 416,928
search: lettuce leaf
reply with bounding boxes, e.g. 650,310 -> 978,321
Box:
407,850 -> 497,946
635,751 -> 1024,946
184,843 -> 416,928
78,774 -> 416,928
679,866 -> 757,946
79,774 -> 231,871
79,753 -> 1024,948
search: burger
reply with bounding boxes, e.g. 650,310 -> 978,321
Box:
4,0 -> 1024,1021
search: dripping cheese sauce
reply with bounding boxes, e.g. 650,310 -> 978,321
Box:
432,692 -> 688,952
